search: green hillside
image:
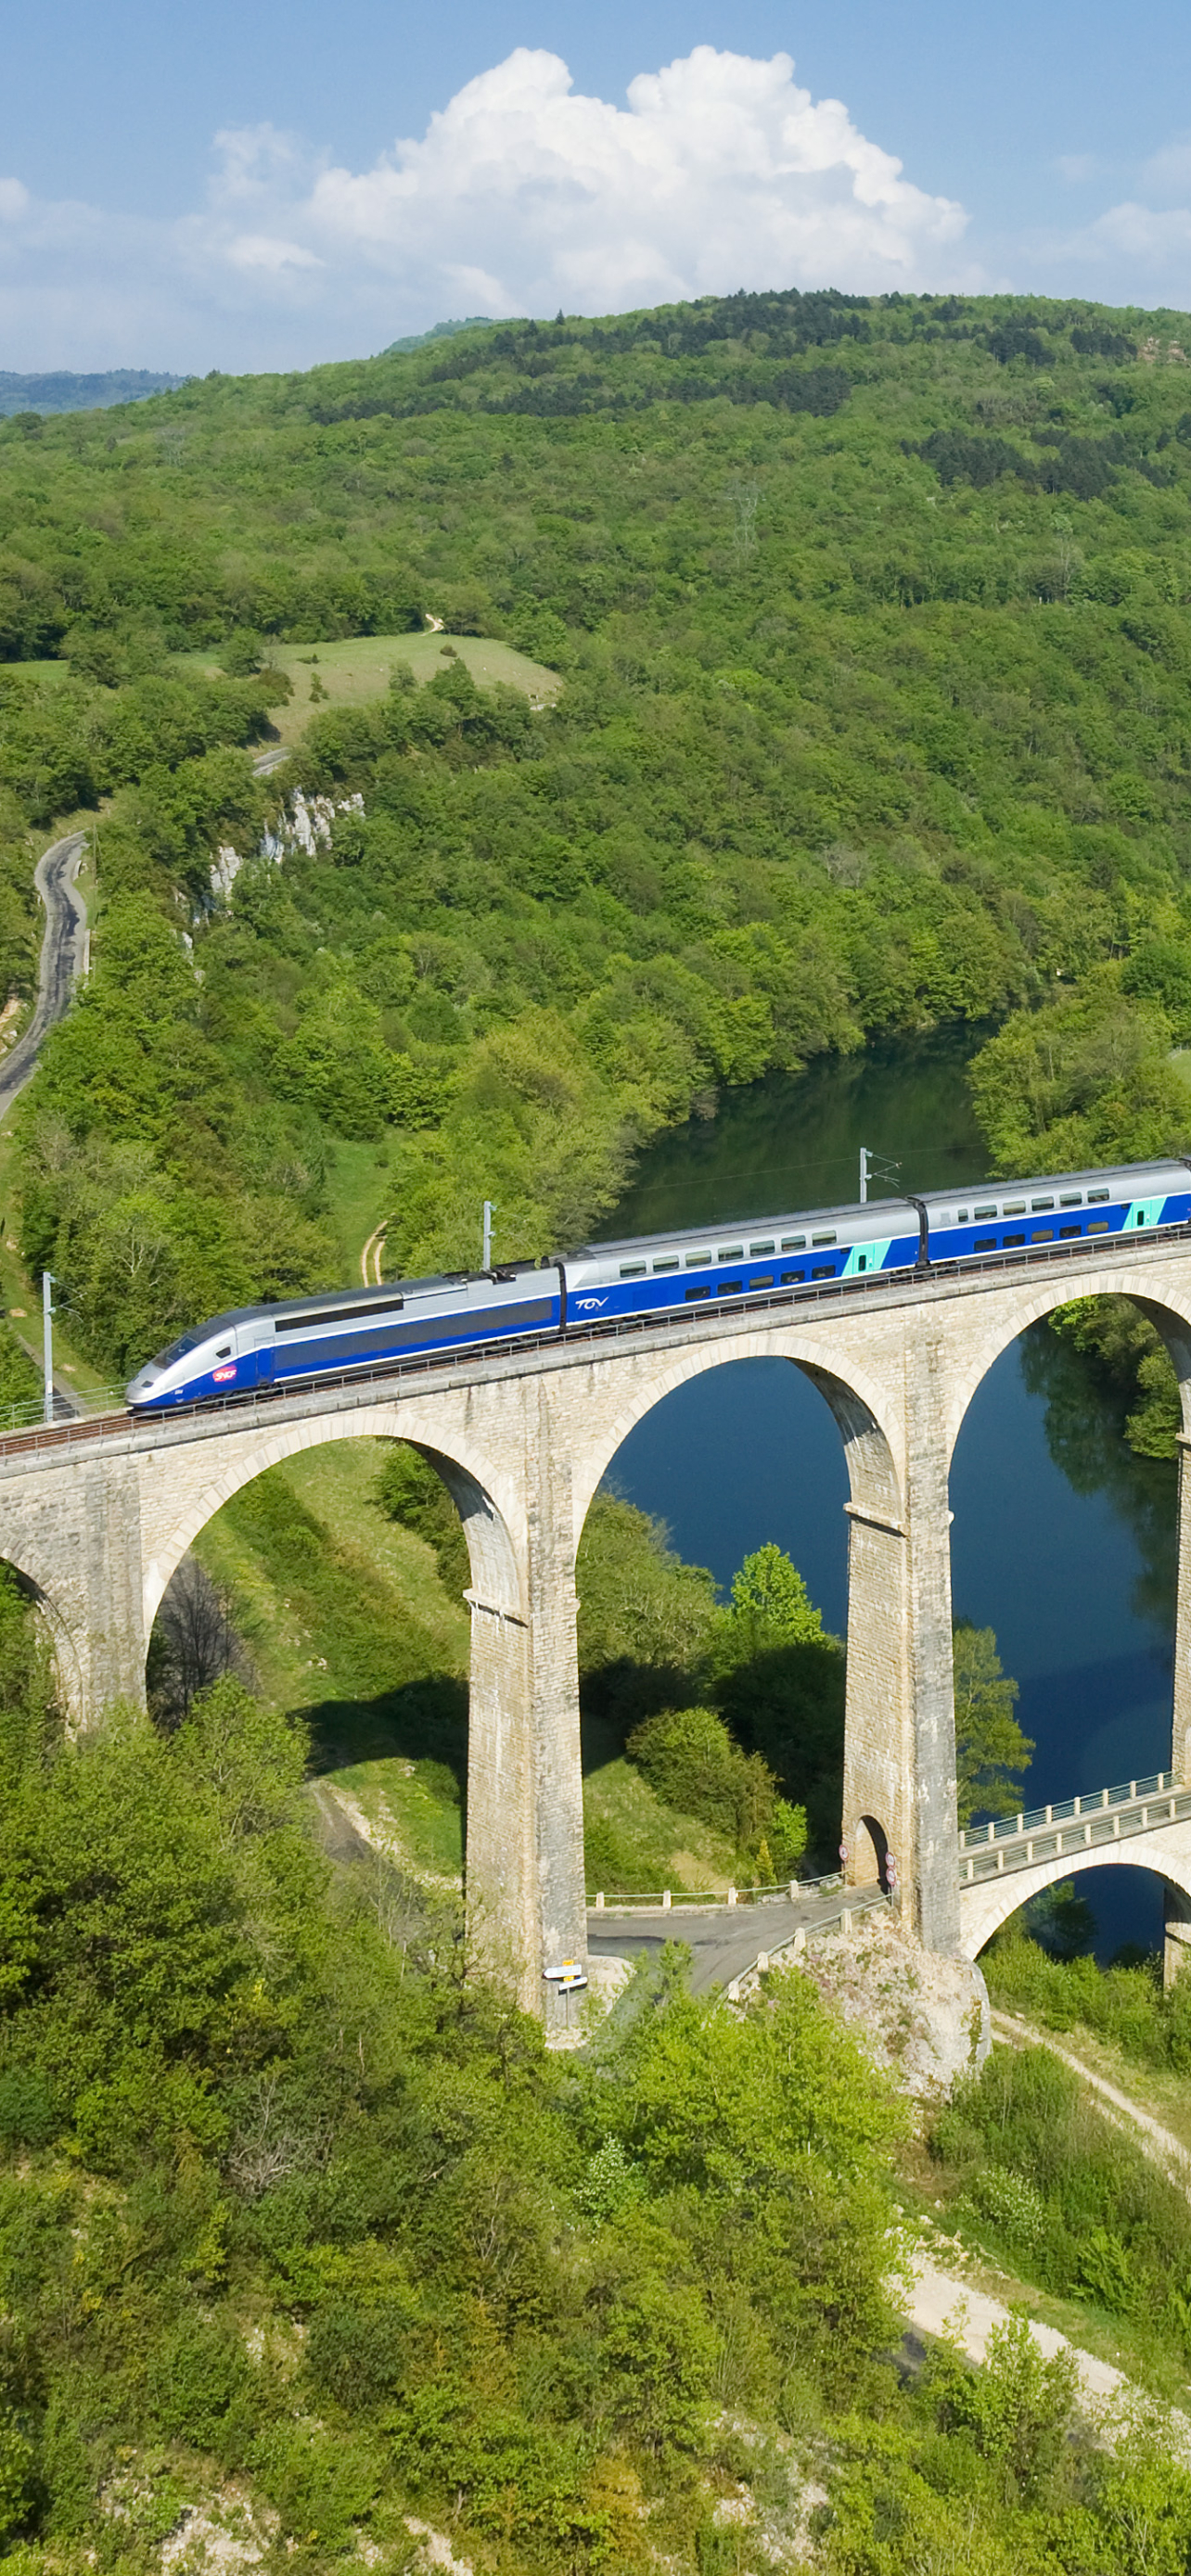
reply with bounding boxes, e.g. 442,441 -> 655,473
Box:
6,291 -> 1191,1371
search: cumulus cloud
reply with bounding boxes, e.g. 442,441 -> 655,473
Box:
303,46 -> 967,316
0,45 -> 970,372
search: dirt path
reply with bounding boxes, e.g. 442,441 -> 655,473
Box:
992,2009 -> 1191,2192
906,2249 -> 1191,2451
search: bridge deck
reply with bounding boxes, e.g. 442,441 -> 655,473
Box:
2,1212 -> 1190,1474
961,1775 -> 1189,1883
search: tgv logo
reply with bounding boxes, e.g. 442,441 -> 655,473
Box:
573,1295 -> 607,1311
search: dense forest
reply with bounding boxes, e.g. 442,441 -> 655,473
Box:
7,289 -> 1191,1375
5,288 -> 1191,2565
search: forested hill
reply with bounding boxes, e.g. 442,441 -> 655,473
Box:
0,368 -> 186,418
6,289 -> 1191,1371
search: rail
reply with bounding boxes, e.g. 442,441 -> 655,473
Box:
1,1212 -> 1187,1469
960,1775 -> 1190,1884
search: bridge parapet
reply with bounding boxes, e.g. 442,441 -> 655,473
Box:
960,1774 -> 1186,1882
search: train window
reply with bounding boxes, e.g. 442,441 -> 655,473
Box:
974,1236 -> 996,1252
715,1277 -> 743,1294
1004,1232 -> 1025,1247
1031,1227 -> 1054,1243
685,1284 -> 711,1301
1003,1201 -> 1026,1215
215,1345 -> 232,1359
749,1240 -> 775,1256
1059,1192 -> 1082,1207
750,1272 -> 774,1288
685,1251 -> 711,1267
652,1257 -> 679,1273
718,1246 -> 744,1262
781,1268 -> 805,1285
1031,1197 -> 1055,1212
812,1263 -> 835,1280
1059,1224 -> 1080,1238
620,1264 -> 647,1279
974,1204 -> 997,1219
1087,1219 -> 1109,1233
812,1231 -> 838,1246
781,1235 -> 806,1251
1088,1190 -> 1109,1204
956,1208 -> 969,1221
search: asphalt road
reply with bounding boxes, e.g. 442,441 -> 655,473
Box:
588,1883 -> 887,1994
0,831 -> 89,1124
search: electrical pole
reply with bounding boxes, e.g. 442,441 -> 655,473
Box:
482,1201 -> 495,1269
42,1272 -> 55,1425
859,1146 -> 869,1205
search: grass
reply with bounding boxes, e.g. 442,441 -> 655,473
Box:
581,1715 -> 742,1897
191,1435 -> 470,1882
899,2184 -> 1191,2407
322,1137 -> 397,1285
186,1435 -> 746,1902
174,631 -> 564,746
992,2009 -> 1191,2158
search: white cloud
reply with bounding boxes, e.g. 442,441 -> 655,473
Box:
1051,195 -> 1191,305
1140,134 -> 1191,205
0,45 -> 969,372
0,179 -> 29,222
225,235 -> 324,274
306,46 -> 967,312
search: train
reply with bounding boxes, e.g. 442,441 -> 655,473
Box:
124,1157 -> 1191,1414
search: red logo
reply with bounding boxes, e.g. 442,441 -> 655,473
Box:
212,1365 -> 236,1383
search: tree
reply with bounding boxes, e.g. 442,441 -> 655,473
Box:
952,1621 -> 1032,1826
725,1542 -> 826,1645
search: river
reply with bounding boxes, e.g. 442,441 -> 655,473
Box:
596,1029 -> 1173,1960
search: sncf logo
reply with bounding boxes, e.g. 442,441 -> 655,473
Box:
212,1365 -> 237,1383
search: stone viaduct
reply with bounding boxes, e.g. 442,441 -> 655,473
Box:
2,1229 -> 1191,2022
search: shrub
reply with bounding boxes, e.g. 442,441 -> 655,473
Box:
626,1705 -> 776,1853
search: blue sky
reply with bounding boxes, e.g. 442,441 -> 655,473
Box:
3,0 -> 1191,371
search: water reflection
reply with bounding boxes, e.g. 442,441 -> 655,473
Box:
950,1324 -> 1174,1959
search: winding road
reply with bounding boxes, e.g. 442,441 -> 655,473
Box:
0,831 -> 89,1123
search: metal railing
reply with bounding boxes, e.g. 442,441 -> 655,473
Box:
960,1775 -> 1191,1885
588,1872 -> 846,1911
960,1772 -> 1176,1849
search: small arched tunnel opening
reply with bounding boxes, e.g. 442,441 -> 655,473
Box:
574,1351 -> 876,1906
147,1435 -> 476,1885
853,1814 -> 890,1893
950,1293 -> 1186,1956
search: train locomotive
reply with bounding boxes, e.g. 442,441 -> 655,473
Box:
125,1157 -> 1191,1414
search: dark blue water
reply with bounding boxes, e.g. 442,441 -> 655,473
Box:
597,1030 -> 1174,1959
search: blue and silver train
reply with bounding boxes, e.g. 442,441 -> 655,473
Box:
125,1157 -> 1191,1413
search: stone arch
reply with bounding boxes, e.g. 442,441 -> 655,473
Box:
141,1398 -> 523,1640
0,1555 -> 83,1728
855,1813 -> 890,1891
941,1264 -> 1191,1475
562,1324 -> 908,1917
960,1834 -> 1191,1958
567,1323 -> 905,1549
134,1387 -> 549,2003
945,1258 -> 1191,1821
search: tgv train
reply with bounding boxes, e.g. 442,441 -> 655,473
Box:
125,1157 -> 1191,1413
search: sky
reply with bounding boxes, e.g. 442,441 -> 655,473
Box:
4,0 -> 1191,374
